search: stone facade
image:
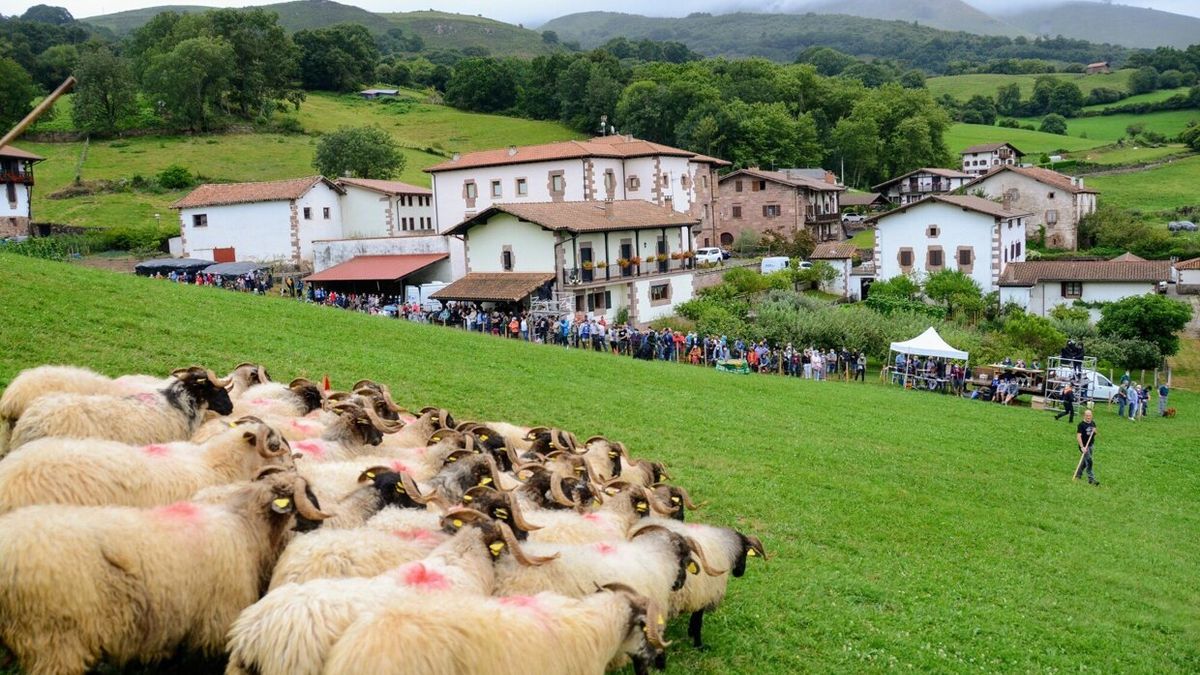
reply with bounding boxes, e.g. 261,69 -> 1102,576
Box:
965,168 -> 1097,251
717,170 -> 842,247
0,216 -> 30,238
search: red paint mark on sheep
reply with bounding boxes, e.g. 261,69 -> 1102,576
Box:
593,542 -> 617,556
290,419 -> 318,434
389,460 -> 410,474
292,441 -> 326,459
153,502 -> 204,527
250,398 -> 273,407
498,595 -> 554,630
400,415 -> 417,424
390,528 -> 436,541
134,393 -> 160,406
142,444 -> 170,457
582,513 -> 601,522
398,563 -> 449,590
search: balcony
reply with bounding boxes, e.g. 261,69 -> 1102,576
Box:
805,210 -> 840,225
563,256 -> 696,288
0,172 -> 33,186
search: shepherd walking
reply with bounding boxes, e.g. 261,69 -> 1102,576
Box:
1074,409 -> 1099,486
1055,382 -> 1076,422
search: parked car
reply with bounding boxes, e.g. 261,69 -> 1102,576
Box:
797,260 -> 813,270
1050,367 -> 1119,402
841,212 -> 867,225
1168,220 -> 1197,232
696,247 -> 724,264
760,256 -> 790,274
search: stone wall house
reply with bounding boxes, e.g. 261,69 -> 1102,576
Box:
717,167 -> 845,246
961,165 -> 1098,251
809,241 -> 859,299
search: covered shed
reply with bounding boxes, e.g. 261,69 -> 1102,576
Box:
134,257 -> 212,276
430,272 -> 556,306
303,253 -> 448,293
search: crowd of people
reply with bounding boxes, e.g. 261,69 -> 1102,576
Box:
149,268 -> 274,294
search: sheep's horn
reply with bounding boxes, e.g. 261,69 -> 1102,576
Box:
233,415 -> 266,426
454,420 -> 479,431
612,441 -> 630,459
351,379 -> 378,392
375,383 -> 402,413
442,506 -> 492,527
524,426 -> 550,440
364,406 -> 404,434
503,444 -> 524,471
253,466 -> 289,480
357,466 -> 393,483
513,461 -> 543,477
743,533 -> 768,561
549,472 -> 575,507
499,522 -> 557,566
642,599 -> 672,650
629,524 -> 673,540
206,368 -> 233,389
482,454 -> 507,490
505,493 -> 542,532
292,479 -> 333,520
400,472 -> 433,504
254,365 -> 270,385
254,425 -> 289,458
289,377 -> 315,390
685,536 -> 727,576
584,435 -> 608,446
640,487 -> 678,516
655,484 -> 704,511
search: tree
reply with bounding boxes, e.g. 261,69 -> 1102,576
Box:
0,58 -> 38,133
33,43 -> 76,89
1003,313 -> 1066,358
204,9 -> 301,118
313,125 -> 405,179
923,269 -> 982,318
761,228 -> 815,259
294,24 -> 378,92
21,5 -> 74,24
794,260 -> 838,291
71,46 -> 138,135
995,82 -> 1022,116
831,114 -> 880,188
143,36 -> 236,132
960,94 -> 997,125
541,30 -> 558,44
445,57 -> 518,113
899,69 -> 925,89
1039,113 -> 1068,135
1128,66 -> 1159,95
1182,121 -> 1200,152
795,46 -> 856,76
1097,294 -> 1192,357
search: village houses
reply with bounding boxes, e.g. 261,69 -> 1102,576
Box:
716,167 -> 845,245
999,253 -> 1172,318
873,167 -> 973,206
809,241 -> 860,300
960,165 -> 1098,250
960,142 -> 1025,176
0,144 -> 42,239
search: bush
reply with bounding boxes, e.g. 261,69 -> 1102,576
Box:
1039,113 -> 1068,135
1097,293 -> 1192,357
997,118 -> 1020,128
157,165 -> 193,190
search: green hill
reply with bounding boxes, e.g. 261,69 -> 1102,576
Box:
381,10 -> 561,58
1005,1 -> 1200,50
808,0 -> 1025,37
80,0 -> 394,34
0,252 -> 1198,673
944,122 -> 1106,156
927,71 -> 1135,101
79,4 -> 214,34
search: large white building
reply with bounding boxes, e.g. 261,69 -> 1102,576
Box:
425,135 -> 728,278
999,254 -> 1173,317
434,200 -> 700,323
871,194 -> 1029,293
873,168 -> 973,206
961,165 -> 1098,251
960,142 -> 1024,176
0,144 -> 42,239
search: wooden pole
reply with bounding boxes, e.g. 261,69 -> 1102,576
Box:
0,76 -> 75,149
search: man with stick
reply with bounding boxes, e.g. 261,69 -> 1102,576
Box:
1074,410 -> 1099,486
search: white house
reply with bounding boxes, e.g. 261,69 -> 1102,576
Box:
871,194 -> 1029,293
961,165 -> 1098,250
1177,257 -> 1200,294
873,168 -> 973,206
425,135 -> 728,278
434,200 -> 700,324
809,241 -> 860,299
961,142 -> 1024,176
336,177 -> 434,239
174,176 -> 344,264
999,254 -> 1173,317
0,144 -> 41,238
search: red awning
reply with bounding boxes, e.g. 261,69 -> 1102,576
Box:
304,254 -> 447,282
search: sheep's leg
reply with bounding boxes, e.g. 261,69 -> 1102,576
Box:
688,609 -> 706,648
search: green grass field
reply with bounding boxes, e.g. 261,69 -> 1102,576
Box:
945,123 -> 1104,155
927,71 -> 1135,102
1087,155 -> 1200,212
1,253 -> 1198,673
1018,110 -> 1200,144
1072,143 -> 1192,165
1081,87 -> 1193,113
22,92 -> 581,230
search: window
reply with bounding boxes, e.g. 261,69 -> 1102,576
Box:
501,249 -> 513,271
1045,209 -> 1058,224
491,181 -> 502,198
661,174 -> 670,187
516,178 -> 528,196
703,175 -> 709,188
735,180 -> 743,193
650,283 -> 670,303
604,170 -> 616,193
1048,192 -> 1056,199
587,291 -> 610,311
192,214 -> 208,228
756,180 -> 766,191
927,248 -> 943,269
731,205 -> 742,219
628,175 -> 640,191
1062,282 -> 1082,299
762,204 -> 781,218
465,182 -> 477,199
551,174 -> 564,193
1016,240 -> 1022,258
898,248 -> 914,270
958,248 -> 972,266
322,207 -> 331,219
926,225 -> 939,238
302,207 -> 312,220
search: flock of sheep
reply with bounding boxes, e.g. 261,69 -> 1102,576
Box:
0,363 -> 766,675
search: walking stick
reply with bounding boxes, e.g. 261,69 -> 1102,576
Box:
1072,428 -> 1094,480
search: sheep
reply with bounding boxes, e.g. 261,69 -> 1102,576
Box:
631,519 -> 767,648
0,469 -> 330,675
513,464 -> 602,513
7,366 -> 235,452
526,482 -> 678,544
650,483 -> 704,522
458,484 -> 545,540
230,377 -> 323,419
287,400 -> 393,463
321,584 -> 671,675
378,406 -> 455,449
321,466 -> 437,529
580,434 -> 630,482
619,457 -> 672,487
427,450 -> 507,503
0,417 -> 293,512
225,508 -> 553,675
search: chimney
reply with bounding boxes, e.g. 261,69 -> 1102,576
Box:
507,146 -> 517,157
452,152 -> 460,161
825,170 -> 836,185
603,199 -> 614,219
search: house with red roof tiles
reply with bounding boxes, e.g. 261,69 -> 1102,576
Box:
961,165 -> 1099,250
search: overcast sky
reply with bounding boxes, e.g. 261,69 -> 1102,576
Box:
10,0 -> 1200,27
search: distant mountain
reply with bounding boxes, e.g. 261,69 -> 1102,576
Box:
806,0 -> 1025,37
80,5 -> 214,35
82,0 -> 392,34
1003,2 -> 1200,50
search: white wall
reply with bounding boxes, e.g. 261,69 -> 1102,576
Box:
632,273 -> 695,323
295,184 -> 343,262
820,258 -> 853,297
180,200 -> 292,263
464,213 -> 557,273
1179,269 -> 1200,288
339,185 -> 391,238
875,201 -> 1002,292
311,234 -> 450,273
432,160 -> 589,232
0,183 -> 31,218
1025,281 -> 1157,317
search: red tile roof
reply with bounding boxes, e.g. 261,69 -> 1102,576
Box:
0,145 -> 43,161
425,136 -> 729,172
999,259 -> 1172,286
304,254 -> 447,282
720,167 -> 845,192
810,241 -> 859,259
839,192 -> 887,207
445,200 -> 699,236
337,177 -> 431,195
1111,251 -> 1145,262
966,165 -> 1098,194
430,272 -> 556,302
867,194 -> 1031,224
172,176 -> 342,209
1175,257 -> 1200,271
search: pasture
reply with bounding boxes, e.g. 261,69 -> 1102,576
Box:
944,123 -> 1104,155
1087,154 -> 1200,212
1,253 -> 1198,673
927,71 -> 1135,101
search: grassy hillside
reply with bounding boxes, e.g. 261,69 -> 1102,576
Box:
1004,1 -> 1200,50
24,92 -> 581,230
927,71 -> 1135,102
382,10 -> 561,58
944,122 -> 1104,155
79,4 -> 213,34
1081,87 -> 1193,113
0,253 -> 1198,672
81,0 -> 394,34
1088,155 -> 1200,212
809,0 -> 1025,36
1049,110 -> 1200,143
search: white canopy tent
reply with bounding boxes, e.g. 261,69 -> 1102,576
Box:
887,327 -> 969,391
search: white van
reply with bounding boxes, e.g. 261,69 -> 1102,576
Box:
760,256 -> 790,274
1051,367 -> 1119,402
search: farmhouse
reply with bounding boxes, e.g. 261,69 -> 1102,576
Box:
1174,256 -> 1200,293
717,167 -> 845,245
435,200 -> 699,323
960,142 -> 1024,176
874,168 -> 973,206
425,135 -> 729,278
871,194 -> 1029,293
962,165 -> 1098,250
359,89 -> 399,99
0,144 -> 42,238
999,254 -> 1172,317
1085,61 -> 1112,75
809,241 -> 860,300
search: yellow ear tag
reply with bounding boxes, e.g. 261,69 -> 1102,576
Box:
488,541 -> 505,557
635,501 -> 648,513
395,484 -> 406,493
227,421 -> 237,428
574,466 -> 585,474
671,496 -> 681,504
493,507 -> 509,520
657,615 -> 665,626
462,494 -> 473,503
479,476 -> 493,486
605,487 -> 619,496
451,519 -> 463,528
365,471 -> 377,479
272,497 -> 291,509
479,434 -> 489,441
747,549 -> 758,557
609,451 -> 619,458
687,561 -> 699,575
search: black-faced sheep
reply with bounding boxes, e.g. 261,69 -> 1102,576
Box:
0,417 -> 293,512
525,482 -> 678,544
7,366 -> 234,452
231,377 -> 323,419
0,469 -> 329,675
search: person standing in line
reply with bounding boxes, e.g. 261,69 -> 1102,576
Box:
1055,382 -> 1076,422
1158,381 -> 1169,417
1075,409 -> 1099,486
1127,384 -> 1139,421
855,352 -> 866,382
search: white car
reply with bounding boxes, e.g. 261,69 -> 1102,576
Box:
1051,367 -> 1118,402
696,247 -> 724,264
841,213 -> 867,225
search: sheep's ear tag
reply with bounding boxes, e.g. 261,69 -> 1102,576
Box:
671,496 -> 682,505
488,541 -> 505,557
608,451 -> 619,458
395,484 -> 405,494
365,470 -> 377,479
493,507 -> 509,520
451,519 -> 463,528
687,561 -> 700,575
462,494 -> 473,503
605,487 -> 619,496
271,497 -> 292,513
746,548 -> 758,557
431,435 -> 442,443
657,614 -> 665,626
635,501 -> 648,513
227,421 -> 238,428
478,476 -> 493,487
479,434 -> 489,441
574,466 -> 585,475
